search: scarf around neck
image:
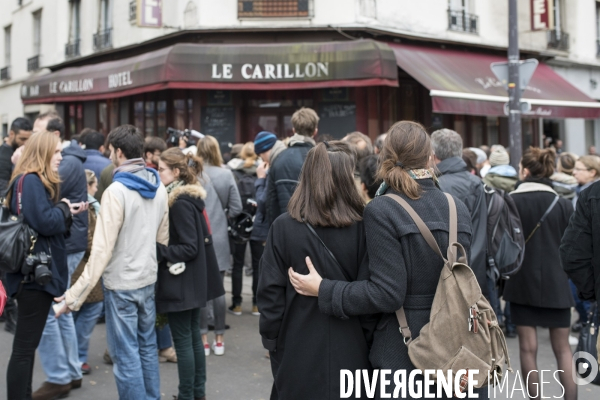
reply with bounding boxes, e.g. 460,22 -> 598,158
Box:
375,168 -> 436,197
113,158 -> 145,176
166,180 -> 184,194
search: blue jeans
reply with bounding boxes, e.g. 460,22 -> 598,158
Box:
570,280 -> 591,324
38,251 -> 85,385
73,301 -> 104,364
156,324 -> 173,350
104,284 -> 160,400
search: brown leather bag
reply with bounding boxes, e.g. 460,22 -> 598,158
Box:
386,193 -> 512,391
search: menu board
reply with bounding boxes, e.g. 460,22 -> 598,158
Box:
201,106 -> 236,154
318,102 -> 357,139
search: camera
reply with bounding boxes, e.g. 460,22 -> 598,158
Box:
24,252 -> 52,286
167,127 -> 205,147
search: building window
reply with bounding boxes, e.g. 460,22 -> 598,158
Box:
447,0 -> 478,34
66,0 -> 81,58
28,10 -> 42,71
548,0 -> 569,50
238,0 -> 314,18
94,0 -> 112,51
2,26 -> 10,80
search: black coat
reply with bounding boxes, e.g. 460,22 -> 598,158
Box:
258,214 -> 375,400
436,157 -> 487,295
561,180 -> 600,303
6,174 -> 71,298
318,181 -> 472,381
59,142 -> 88,254
156,183 -> 225,314
504,180 -> 574,309
266,142 -> 313,226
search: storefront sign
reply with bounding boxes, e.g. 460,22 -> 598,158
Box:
138,0 -> 162,28
21,41 -> 398,103
530,0 -> 554,31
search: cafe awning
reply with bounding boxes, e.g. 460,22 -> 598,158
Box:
21,40 -> 398,104
390,43 -> 600,119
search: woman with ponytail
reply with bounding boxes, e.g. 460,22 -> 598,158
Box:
289,121 -> 473,398
156,148 -> 224,400
258,141 -> 375,399
504,147 -> 576,400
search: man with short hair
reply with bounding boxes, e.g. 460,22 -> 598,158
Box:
266,107 -> 318,225
431,129 -> 488,296
0,117 -> 32,335
143,136 -> 167,170
32,115 -> 89,400
82,130 -> 111,180
0,117 -> 32,196
57,125 -> 169,400
343,131 -> 373,161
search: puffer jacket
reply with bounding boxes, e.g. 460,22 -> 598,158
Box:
436,157 -> 487,295
266,135 -> 314,226
550,172 -> 577,199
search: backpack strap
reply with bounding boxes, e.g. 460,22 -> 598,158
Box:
385,192 -> 458,346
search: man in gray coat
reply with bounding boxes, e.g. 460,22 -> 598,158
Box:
431,129 -> 488,297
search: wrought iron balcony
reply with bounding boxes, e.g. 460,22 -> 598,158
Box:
447,9 -> 478,34
547,29 -> 569,51
238,0 -> 313,18
129,1 -> 137,22
65,40 -> 80,59
27,55 -> 40,72
0,66 -> 10,81
93,28 -> 112,51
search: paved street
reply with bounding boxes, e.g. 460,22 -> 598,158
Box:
0,274 -> 599,399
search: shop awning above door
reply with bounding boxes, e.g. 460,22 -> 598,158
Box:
21,40 -> 398,104
390,43 -> 600,119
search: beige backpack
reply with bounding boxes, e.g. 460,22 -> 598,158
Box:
386,193 -> 512,391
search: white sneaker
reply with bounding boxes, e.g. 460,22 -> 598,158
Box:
568,335 -> 579,346
212,341 -> 225,356
204,343 -> 210,357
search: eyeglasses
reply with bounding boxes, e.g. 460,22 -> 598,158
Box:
574,167 -> 591,172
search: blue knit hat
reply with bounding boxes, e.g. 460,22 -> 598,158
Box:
254,131 -> 277,155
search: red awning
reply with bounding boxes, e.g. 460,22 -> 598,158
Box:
21,40 -> 398,104
390,43 -> 600,119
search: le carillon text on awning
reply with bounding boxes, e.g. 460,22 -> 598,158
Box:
20,40 -> 398,104
390,43 -> 600,119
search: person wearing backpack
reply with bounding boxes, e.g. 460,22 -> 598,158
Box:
505,147 -> 576,400
289,122 -> 494,398
227,142 -> 260,315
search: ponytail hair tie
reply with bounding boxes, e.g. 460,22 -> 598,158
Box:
396,161 -> 406,169
323,141 -> 330,149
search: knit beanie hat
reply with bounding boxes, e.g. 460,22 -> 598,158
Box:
489,150 -> 510,167
254,131 -> 277,155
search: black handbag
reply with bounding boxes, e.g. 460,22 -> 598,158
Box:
576,302 -> 600,386
0,175 -> 38,274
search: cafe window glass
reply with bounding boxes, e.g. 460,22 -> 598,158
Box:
188,99 -> 193,129
109,99 -> 119,130
69,105 -> 76,137
145,101 -> 155,136
486,117 -> 499,146
134,101 -> 144,131
174,99 -> 186,131
157,100 -> 167,138
471,117 -> 484,147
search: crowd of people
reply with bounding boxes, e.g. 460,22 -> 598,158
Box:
0,107 -> 599,400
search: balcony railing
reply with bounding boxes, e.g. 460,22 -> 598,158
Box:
27,55 -> 40,72
447,9 -> 478,34
93,28 -> 112,51
238,0 -> 313,18
0,66 -> 10,81
547,29 -> 569,51
65,40 -> 80,59
129,1 -> 137,22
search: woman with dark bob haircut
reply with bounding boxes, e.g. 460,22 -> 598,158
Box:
258,141 -> 376,400
290,121 -> 474,399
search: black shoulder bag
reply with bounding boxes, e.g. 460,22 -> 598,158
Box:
0,174 -> 38,274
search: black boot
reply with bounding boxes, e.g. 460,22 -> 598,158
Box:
4,297 -> 17,334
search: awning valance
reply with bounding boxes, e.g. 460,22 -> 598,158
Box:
21,40 -> 398,104
390,43 -> 600,119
